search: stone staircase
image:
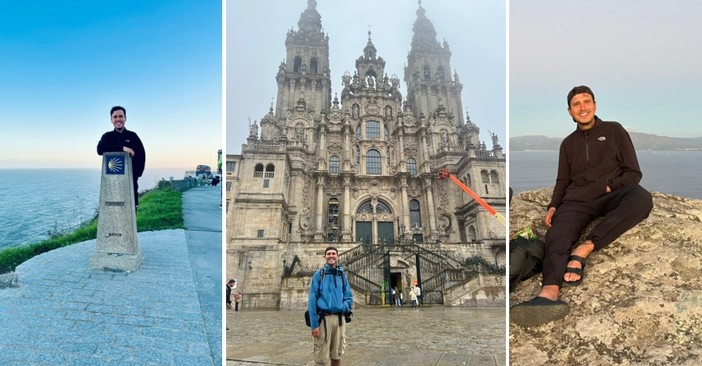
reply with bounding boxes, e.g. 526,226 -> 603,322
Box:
338,243 -> 504,305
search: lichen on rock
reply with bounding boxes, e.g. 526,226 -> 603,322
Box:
510,188 -> 702,366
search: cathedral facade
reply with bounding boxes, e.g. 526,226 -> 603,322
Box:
226,0 -> 506,309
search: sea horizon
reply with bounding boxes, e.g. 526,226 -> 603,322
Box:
0,167 -> 195,250
510,150 -> 702,200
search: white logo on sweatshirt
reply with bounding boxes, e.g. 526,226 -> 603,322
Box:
598,136 -> 606,141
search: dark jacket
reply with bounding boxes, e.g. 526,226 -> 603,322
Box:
548,117 -> 642,208
97,129 -> 146,178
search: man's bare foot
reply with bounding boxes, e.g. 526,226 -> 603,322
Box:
564,241 -> 595,283
536,285 -> 560,301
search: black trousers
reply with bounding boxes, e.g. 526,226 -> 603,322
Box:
133,177 -> 139,209
542,185 -> 653,287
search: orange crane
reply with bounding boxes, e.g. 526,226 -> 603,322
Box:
438,168 -> 506,225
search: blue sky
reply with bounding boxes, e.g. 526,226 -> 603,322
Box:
0,1 -> 222,171
510,0 -> 702,139
226,0 -> 506,154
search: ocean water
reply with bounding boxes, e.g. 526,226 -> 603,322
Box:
0,168 -> 189,250
510,150 -> 702,199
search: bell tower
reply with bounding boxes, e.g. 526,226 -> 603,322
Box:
274,0 -> 332,122
404,1 -> 465,129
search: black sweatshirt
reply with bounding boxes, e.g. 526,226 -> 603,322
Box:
548,117 -> 642,208
97,128 -> 146,178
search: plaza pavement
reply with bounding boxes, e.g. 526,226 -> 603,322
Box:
226,306 -> 506,366
0,186 -> 222,365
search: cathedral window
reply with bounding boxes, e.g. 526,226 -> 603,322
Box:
467,225 -> 477,242
293,56 -> 302,72
376,201 -> 391,213
263,179 -> 270,188
254,163 -> 264,178
357,201 -> 373,213
257,229 -> 264,238
329,156 -> 340,174
226,161 -> 236,174
437,65 -> 445,80
356,145 -> 360,164
226,182 -> 232,191
407,158 -> 417,176
465,174 -> 472,187
366,149 -> 382,175
481,170 -> 490,184
366,121 -> 381,139
490,170 -> 500,184
310,57 -> 318,74
327,198 -> 339,241
423,65 -> 431,79
265,164 -> 275,178
410,199 -> 422,228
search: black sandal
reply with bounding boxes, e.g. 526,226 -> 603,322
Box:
563,255 -> 586,286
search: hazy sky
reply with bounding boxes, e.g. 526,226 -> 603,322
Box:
510,0 -> 702,138
226,0 -> 506,154
0,1 -> 221,170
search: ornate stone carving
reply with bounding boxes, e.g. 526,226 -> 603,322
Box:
365,96 -> 380,115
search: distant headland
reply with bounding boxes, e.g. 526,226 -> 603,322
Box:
511,132 -> 702,151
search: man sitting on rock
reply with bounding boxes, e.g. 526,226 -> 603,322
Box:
510,85 -> 653,327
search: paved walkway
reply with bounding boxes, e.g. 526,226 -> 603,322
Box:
0,186 -> 222,365
226,306 -> 505,366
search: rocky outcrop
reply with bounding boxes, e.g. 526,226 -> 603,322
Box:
510,188 -> 702,366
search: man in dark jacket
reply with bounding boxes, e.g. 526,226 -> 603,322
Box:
510,85 -> 653,327
308,247 -> 353,366
97,106 -> 146,209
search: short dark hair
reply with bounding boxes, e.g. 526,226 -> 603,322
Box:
324,246 -> 338,255
110,106 -> 126,117
567,85 -> 595,106
227,279 -> 235,285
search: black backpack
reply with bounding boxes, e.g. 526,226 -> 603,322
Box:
509,236 -> 545,292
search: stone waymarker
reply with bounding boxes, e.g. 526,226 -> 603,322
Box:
90,152 -> 143,271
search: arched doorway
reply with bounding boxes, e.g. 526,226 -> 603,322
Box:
354,198 -> 394,247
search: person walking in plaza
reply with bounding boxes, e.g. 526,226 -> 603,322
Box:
510,85 -> 653,327
234,291 -> 242,312
226,279 -> 235,309
392,286 -> 402,306
97,106 -> 146,210
409,287 -> 418,309
308,247 -> 353,366
413,285 -> 422,306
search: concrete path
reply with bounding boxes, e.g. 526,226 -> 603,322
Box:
0,186 -> 222,365
226,306 -> 506,366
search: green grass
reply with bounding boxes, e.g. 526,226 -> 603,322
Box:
0,187 -> 184,274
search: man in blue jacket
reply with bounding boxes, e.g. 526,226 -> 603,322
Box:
308,246 -> 353,366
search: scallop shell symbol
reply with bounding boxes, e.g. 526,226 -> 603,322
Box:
108,157 -> 123,173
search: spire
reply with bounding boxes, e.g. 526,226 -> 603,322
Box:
296,0 -> 323,39
410,0 -> 441,52
363,30 -> 377,60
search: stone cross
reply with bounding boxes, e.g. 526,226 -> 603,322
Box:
90,152 -> 143,271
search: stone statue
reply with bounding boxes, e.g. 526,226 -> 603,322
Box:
249,120 -> 259,137
491,132 -> 499,147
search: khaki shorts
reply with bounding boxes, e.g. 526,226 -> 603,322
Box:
313,314 -> 346,365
